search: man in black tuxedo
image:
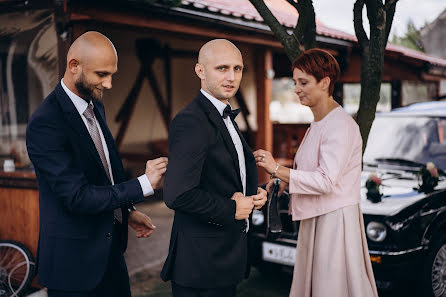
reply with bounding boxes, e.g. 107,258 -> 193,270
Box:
26,31 -> 168,297
161,39 -> 267,297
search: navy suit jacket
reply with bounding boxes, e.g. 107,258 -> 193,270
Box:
26,82 -> 145,291
160,92 -> 258,288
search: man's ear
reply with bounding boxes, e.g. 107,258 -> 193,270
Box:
195,63 -> 205,79
68,58 -> 80,74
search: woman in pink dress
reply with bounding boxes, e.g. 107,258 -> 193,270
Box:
254,48 -> 378,297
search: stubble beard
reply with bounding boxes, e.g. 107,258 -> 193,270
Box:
212,84 -> 239,101
74,73 -> 102,102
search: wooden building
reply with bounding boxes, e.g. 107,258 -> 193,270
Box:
2,0 -> 446,172
420,8 -> 446,98
2,0 -> 446,170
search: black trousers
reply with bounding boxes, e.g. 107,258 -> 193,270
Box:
171,282 -> 237,297
48,222 -> 131,297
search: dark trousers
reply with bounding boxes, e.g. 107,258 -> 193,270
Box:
48,222 -> 131,297
171,282 -> 237,297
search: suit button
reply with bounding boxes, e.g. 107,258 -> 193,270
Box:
106,232 -> 112,238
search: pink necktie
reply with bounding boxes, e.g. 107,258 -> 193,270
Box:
83,103 -> 122,223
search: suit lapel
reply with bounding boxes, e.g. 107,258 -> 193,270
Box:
55,83 -> 111,183
196,93 -> 243,188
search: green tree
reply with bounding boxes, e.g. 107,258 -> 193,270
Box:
249,0 -> 398,153
391,19 -> 424,52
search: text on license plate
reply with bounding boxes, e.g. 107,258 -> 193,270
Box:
262,242 -> 296,266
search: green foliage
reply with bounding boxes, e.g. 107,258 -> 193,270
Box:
391,19 -> 425,52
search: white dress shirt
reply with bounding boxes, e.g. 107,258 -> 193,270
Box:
61,79 -> 154,197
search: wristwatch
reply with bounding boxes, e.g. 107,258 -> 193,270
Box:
127,205 -> 136,213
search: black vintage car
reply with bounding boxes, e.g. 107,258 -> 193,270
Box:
249,101 -> 446,297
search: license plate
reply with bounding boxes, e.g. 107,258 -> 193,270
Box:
262,242 -> 296,266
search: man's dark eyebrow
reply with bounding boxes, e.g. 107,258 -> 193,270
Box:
96,71 -> 111,74
214,64 -> 244,69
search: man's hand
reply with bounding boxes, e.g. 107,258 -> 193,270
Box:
249,187 -> 268,210
128,210 -> 156,238
266,179 -> 288,197
231,192 -> 254,220
145,157 -> 168,190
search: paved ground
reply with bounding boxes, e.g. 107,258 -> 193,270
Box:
125,198 -> 173,277
26,198 -> 419,297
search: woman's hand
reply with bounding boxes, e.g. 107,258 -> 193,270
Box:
253,149 -> 276,174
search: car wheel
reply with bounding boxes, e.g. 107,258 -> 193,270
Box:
424,236 -> 446,297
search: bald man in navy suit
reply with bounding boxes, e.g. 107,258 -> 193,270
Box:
26,31 -> 168,297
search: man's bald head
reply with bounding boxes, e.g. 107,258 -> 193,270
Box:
63,31 -> 118,102
67,31 -> 117,68
195,39 -> 243,103
198,39 -> 242,65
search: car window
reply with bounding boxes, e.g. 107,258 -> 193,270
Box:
364,116 -> 446,170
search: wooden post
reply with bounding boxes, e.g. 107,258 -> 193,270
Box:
391,80 -> 402,109
256,48 -> 273,184
54,0 -> 72,79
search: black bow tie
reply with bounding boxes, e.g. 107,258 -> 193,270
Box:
223,105 -> 241,120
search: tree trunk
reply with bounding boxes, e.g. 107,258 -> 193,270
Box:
356,43 -> 384,152
355,0 -> 398,152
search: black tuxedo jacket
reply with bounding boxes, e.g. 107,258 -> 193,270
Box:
26,83 -> 145,291
160,92 -> 258,288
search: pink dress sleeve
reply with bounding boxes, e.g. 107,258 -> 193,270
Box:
288,118 -> 355,195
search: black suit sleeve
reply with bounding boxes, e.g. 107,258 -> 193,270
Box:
26,109 -> 144,215
163,112 -> 237,226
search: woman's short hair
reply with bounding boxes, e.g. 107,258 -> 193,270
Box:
292,48 -> 340,96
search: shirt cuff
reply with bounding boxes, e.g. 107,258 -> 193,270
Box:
137,174 -> 155,197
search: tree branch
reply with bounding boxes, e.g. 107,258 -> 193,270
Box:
364,0 -> 378,27
286,0 -> 300,12
249,0 -> 290,42
384,0 -> 398,43
249,0 -> 316,62
354,0 -> 368,49
300,0 -> 316,50
384,0 -> 398,10
249,0 -> 306,61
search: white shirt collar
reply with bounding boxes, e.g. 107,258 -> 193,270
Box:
61,78 -> 91,116
200,89 -> 230,117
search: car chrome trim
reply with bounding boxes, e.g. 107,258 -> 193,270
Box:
369,246 -> 424,256
274,238 -> 298,244
251,233 -> 297,245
